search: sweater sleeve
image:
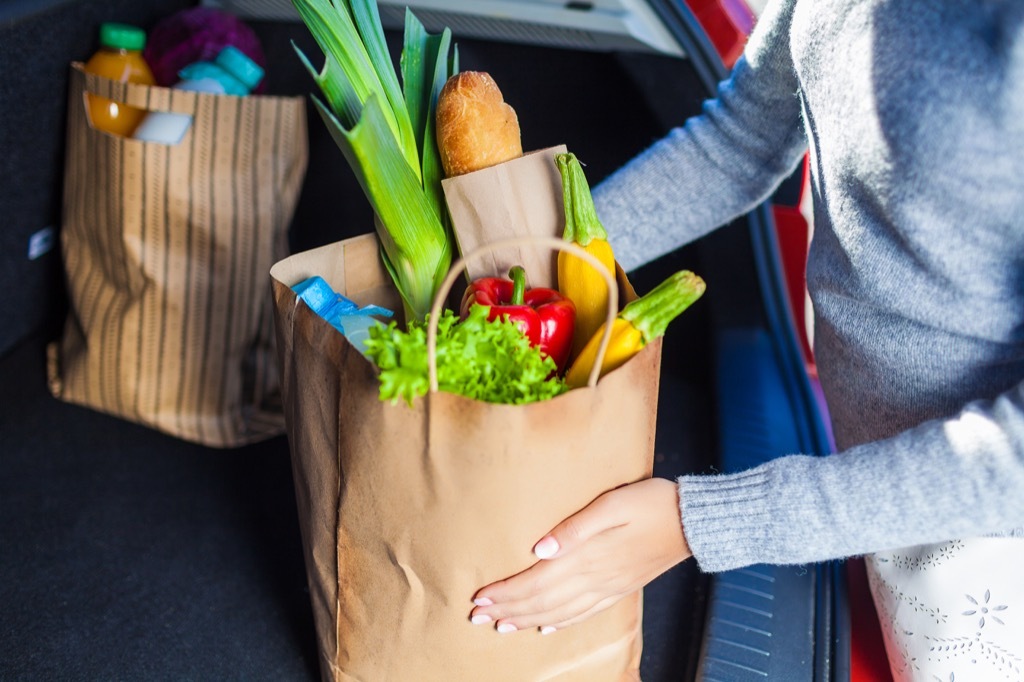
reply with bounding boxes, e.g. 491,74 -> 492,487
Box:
679,380 -> 1024,573
592,0 -> 808,272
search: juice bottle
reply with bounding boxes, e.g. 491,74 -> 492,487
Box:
83,23 -> 156,137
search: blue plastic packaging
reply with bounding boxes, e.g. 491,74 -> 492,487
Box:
292,276 -> 393,353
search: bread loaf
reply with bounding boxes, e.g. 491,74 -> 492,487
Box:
436,71 -> 523,177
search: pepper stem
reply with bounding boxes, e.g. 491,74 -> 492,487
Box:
620,270 -> 706,343
557,153 -> 608,247
508,266 -> 527,305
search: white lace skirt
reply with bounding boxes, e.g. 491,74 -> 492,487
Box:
865,537 -> 1024,681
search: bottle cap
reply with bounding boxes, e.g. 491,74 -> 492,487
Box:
214,46 -> 265,92
99,23 -> 147,52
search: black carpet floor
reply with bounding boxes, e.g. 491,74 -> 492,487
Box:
0,338 -> 318,681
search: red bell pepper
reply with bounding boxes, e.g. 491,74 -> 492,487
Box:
460,266 -> 576,373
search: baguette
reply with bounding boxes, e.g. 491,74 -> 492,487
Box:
435,71 -> 523,177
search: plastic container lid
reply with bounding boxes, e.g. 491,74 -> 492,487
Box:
214,46 -> 265,92
99,23 -> 147,52
178,46 -> 265,96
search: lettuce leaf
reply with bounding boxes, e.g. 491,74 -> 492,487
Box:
363,305 -> 567,406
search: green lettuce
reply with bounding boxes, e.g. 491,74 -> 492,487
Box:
363,305 -> 567,406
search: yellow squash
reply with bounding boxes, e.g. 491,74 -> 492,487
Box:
565,269 -> 706,389
556,153 -> 617,360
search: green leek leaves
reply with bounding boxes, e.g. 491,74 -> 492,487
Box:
292,0 -> 457,323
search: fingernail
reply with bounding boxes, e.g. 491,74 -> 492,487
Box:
540,626 -> 556,635
471,614 -> 492,625
496,622 -> 518,634
473,597 -> 493,607
534,536 -> 559,559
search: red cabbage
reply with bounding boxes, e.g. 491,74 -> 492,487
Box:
143,8 -> 267,92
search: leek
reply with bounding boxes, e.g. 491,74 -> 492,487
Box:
292,0 -> 457,323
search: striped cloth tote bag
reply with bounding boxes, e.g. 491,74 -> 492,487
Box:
47,63 -> 308,448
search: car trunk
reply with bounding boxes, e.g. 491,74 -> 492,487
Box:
0,0 -> 847,679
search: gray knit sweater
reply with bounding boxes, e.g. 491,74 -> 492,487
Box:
592,0 -> 1024,572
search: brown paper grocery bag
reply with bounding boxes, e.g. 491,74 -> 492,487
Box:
441,145 -> 567,288
270,232 -> 661,681
48,63 -> 308,448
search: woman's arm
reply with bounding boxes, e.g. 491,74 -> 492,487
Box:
469,379 -> 1024,632
594,0 -> 808,271
681,379 -> 1024,572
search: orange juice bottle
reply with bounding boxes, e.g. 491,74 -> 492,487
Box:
83,23 -> 155,137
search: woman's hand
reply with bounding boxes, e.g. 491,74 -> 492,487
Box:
469,477 -> 692,634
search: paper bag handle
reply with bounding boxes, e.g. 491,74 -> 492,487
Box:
428,236 -> 619,392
